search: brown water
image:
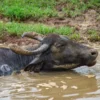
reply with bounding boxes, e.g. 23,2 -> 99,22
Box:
0,45 -> 100,100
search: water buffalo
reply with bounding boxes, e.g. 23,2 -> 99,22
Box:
0,33 -> 98,76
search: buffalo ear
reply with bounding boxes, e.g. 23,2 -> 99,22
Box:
24,54 -> 43,72
51,41 -> 62,53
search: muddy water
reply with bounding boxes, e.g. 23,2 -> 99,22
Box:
0,46 -> 100,100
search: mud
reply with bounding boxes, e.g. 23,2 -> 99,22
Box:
26,9 -> 100,33
0,9 -> 100,45
0,35 -> 39,46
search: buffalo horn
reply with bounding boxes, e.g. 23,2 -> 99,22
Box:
0,44 -> 10,49
22,32 -> 43,41
9,44 -> 49,55
60,35 -> 69,41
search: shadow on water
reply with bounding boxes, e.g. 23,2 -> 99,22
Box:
0,45 -> 100,100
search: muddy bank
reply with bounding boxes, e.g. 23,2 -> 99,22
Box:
0,35 -> 39,46
0,9 -> 100,43
25,9 -> 100,33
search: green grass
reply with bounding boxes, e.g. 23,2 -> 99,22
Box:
69,33 -> 81,41
0,21 -> 74,36
87,29 -> 100,41
0,21 -> 82,40
62,0 -> 100,17
0,0 -> 57,21
0,0 -> 100,21
0,0 -> 100,41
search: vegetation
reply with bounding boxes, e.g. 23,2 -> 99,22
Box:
0,0 -> 100,21
87,29 -> 100,41
69,33 -> 81,41
0,21 -> 74,36
0,0 -> 57,21
0,0 -> 100,41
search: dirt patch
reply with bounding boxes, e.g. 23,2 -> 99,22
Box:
0,35 -> 39,46
44,10 -> 100,33
24,10 -> 100,38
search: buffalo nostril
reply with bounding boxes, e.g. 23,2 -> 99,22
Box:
90,50 -> 98,57
91,52 -> 96,55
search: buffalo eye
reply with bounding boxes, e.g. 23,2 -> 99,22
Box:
57,44 -> 65,48
55,41 -> 67,48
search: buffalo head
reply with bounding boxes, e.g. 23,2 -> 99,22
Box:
9,33 -> 98,72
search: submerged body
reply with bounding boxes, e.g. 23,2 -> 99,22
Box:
0,48 -> 34,75
0,34 -> 98,76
